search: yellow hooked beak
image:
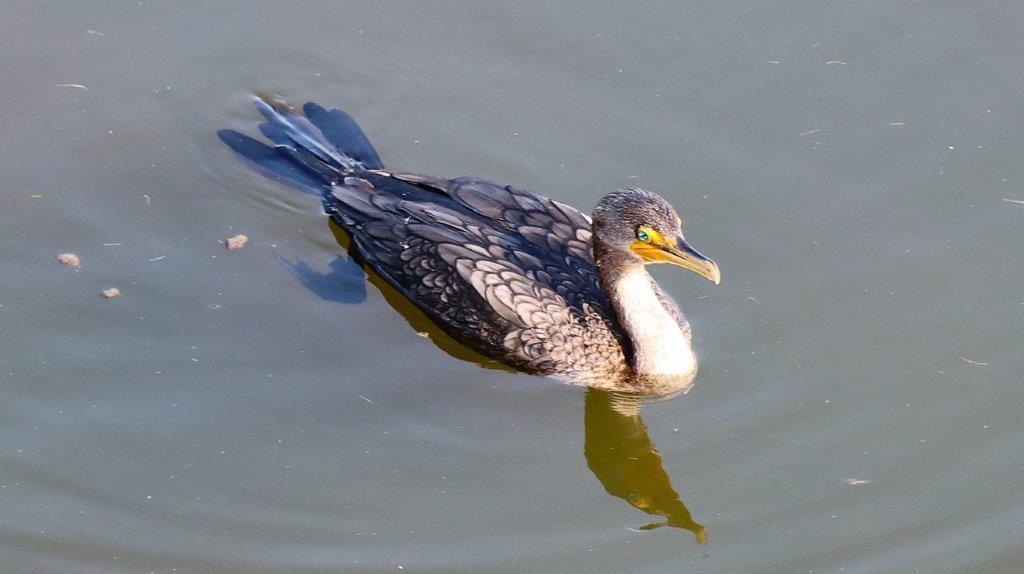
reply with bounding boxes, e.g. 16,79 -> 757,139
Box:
631,233 -> 721,285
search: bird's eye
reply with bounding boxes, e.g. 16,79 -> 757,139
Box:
636,228 -> 652,242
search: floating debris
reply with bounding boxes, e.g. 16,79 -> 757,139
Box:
148,255 -> 166,262
825,60 -> 847,66
57,253 -> 81,267
961,357 -> 988,366
1002,198 -> 1024,205
56,83 -> 88,90
845,478 -> 873,486
101,287 -> 121,299
357,394 -> 375,404
86,29 -> 105,36
889,122 -> 906,127
226,234 -> 248,250
29,194 -> 43,199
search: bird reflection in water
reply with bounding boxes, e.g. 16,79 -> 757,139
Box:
277,224 -> 707,544
585,389 -> 706,544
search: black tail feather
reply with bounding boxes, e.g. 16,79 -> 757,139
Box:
302,102 -> 383,170
253,98 -> 349,169
217,129 -> 329,195
219,96 -> 385,196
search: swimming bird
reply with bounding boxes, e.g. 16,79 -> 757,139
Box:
219,97 -> 720,393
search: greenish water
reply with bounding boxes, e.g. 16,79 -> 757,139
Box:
2,1 -> 1023,572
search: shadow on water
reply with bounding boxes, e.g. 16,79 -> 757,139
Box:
279,219 -> 706,543
277,253 -> 368,304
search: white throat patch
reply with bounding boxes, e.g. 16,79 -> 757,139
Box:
612,267 -> 697,377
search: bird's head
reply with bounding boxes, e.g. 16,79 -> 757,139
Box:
592,188 -> 720,285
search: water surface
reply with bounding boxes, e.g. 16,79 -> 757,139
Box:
2,1 -> 1023,572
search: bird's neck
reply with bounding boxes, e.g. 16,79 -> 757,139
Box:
595,248 -> 697,378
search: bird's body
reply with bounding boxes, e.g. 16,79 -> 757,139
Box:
220,97 -> 718,394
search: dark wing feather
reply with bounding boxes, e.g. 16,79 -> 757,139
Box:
381,174 -> 610,320
325,173 -> 624,372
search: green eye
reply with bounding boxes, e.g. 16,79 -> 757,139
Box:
636,229 -> 651,242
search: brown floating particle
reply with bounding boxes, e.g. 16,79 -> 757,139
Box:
101,287 -> 121,299
226,234 -> 248,250
57,253 -> 81,267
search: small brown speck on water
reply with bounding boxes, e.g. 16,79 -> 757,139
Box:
226,234 -> 248,250
101,288 -> 121,299
57,253 -> 81,267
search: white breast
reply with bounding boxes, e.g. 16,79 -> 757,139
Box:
612,267 -> 697,377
